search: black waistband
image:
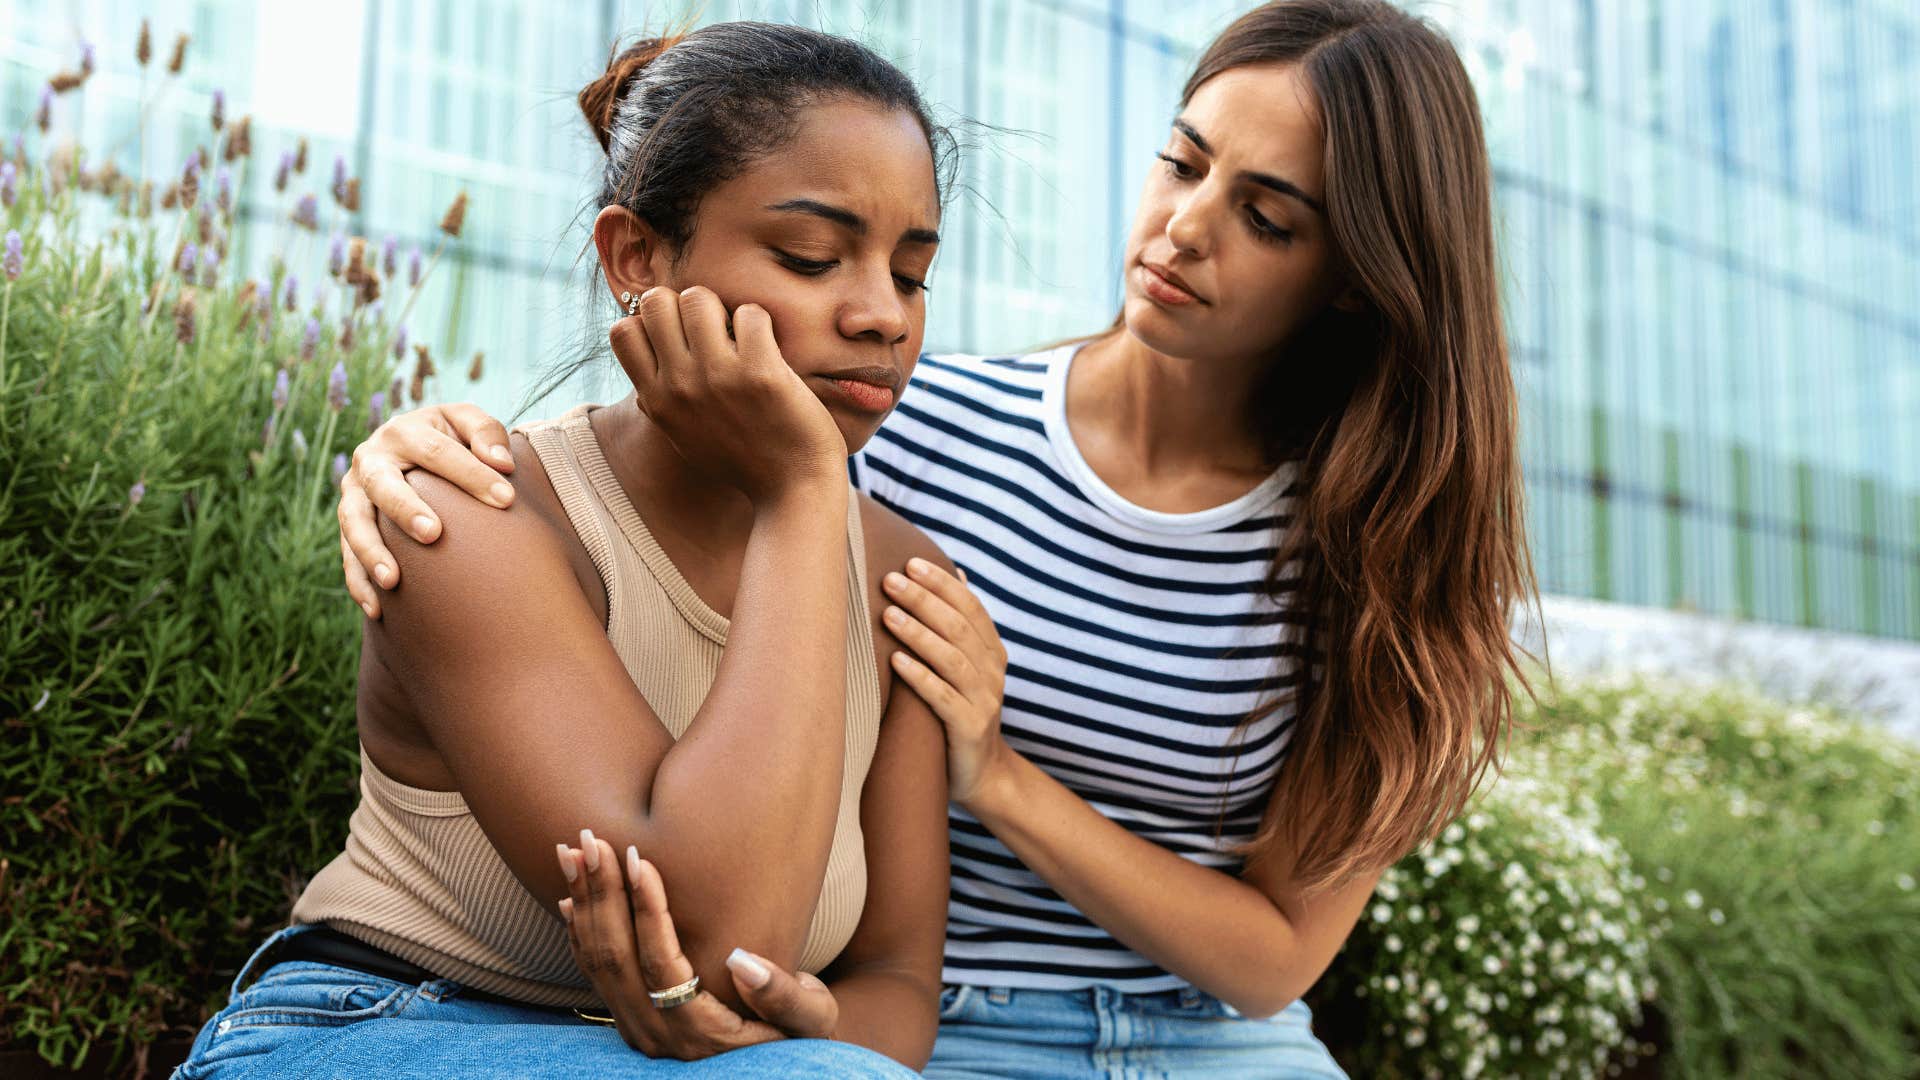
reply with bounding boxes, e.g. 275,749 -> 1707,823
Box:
271,925 -> 592,1016
278,925 -> 444,986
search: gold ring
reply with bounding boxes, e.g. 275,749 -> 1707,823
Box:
647,974 -> 701,1009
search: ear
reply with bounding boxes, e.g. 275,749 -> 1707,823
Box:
593,205 -> 668,303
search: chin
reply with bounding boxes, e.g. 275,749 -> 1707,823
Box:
1120,297 -> 1205,360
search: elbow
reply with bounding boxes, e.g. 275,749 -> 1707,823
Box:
1221,980 -> 1308,1022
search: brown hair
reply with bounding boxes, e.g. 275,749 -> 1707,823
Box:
1194,0 -> 1539,892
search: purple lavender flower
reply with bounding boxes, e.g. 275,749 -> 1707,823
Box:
389,375 -> 404,406
328,233 -> 346,277
326,361 -> 349,411
184,148 -> 202,180
292,192 -> 319,230
332,154 -> 348,202
381,235 -> 398,278
80,42 -> 96,76
368,390 -> 386,433
200,249 -> 219,287
1,161 -> 16,207
262,413 -> 277,445
331,452 -> 351,485
215,166 -> 232,213
407,247 -> 422,288
291,428 -> 309,461
255,289 -> 271,325
2,231 -> 20,282
302,317 -> 321,360
272,368 -> 290,410
210,88 -> 225,131
273,150 -> 292,193
391,323 -> 408,360
35,87 -> 51,133
177,242 -> 197,274
129,481 -> 146,506
282,274 -> 299,312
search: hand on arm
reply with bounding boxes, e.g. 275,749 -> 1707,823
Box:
885,560 -> 1380,1018
339,401 -> 516,617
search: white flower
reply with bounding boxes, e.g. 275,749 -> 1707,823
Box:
1682,889 -> 1703,910
1899,874 -> 1916,892
1708,909 -> 1726,926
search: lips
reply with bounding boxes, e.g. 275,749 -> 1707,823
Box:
814,365 -> 900,414
1140,261 -> 1205,305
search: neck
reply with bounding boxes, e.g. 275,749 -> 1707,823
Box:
1071,329 -> 1271,481
594,395 -> 759,545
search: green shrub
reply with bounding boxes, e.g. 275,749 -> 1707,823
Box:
1309,774 -> 1660,1078
1524,680 -> 1920,1079
0,131 -> 459,1071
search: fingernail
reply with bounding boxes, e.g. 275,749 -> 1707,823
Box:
891,650 -> 915,668
557,898 -> 573,923
626,845 -> 642,886
884,572 -> 907,591
490,445 -> 513,464
580,829 -> 600,871
374,563 -> 393,587
908,558 -> 931,576
360,602 -> 374,619
727,948 -> 771,989
411,515 -> 435,540
489,481 -> 514,506
884,606 -> 905,625
556,844 -> 577,883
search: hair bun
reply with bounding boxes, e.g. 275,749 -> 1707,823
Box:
580,35 -> 681,154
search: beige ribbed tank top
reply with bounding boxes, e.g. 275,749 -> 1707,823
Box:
291,405 -> 883,1007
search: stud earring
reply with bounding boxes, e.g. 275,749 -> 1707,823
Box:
622,290 -> 640,316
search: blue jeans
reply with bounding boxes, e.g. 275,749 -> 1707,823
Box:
172,925 -> 917,1079
923,983 -> 1349,1080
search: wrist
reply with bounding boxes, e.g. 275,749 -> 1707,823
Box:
958,738 -> 1021,818
750,471 -> 847,518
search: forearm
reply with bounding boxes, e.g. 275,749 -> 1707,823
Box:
641,483 -> 853,965
965,750 -> 1311,1016
824,967 -> 940,1069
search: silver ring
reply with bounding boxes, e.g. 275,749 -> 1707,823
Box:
648,974 -> 700,1009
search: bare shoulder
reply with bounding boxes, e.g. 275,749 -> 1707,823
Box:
856,491 -> 955,580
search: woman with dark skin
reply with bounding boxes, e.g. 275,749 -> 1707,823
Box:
334,2 -> 1536,1076
176,24 -> 959,1078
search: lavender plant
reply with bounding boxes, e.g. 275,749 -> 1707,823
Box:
0,31 -> 477,1073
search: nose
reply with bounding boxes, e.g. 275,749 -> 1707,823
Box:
1164,187 -> 1212,259
837,264 -> 911,346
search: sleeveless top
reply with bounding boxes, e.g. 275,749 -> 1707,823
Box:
291,404 -> 884,1007
848,348 -> 1300,992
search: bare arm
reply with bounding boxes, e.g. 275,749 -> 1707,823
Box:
885,561 -> 1378,1018
371,467 -> 850,1011
961,750 -> 1377,1017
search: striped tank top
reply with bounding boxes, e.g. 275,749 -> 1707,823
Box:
849,345 -> 1303,992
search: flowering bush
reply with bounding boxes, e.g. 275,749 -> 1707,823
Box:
1523,679 -> 1920,1079
0,26 -> 474,1074
1310,775 -> 1660,1078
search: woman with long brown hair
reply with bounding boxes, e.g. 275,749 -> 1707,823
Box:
335,1 -> 1534,1074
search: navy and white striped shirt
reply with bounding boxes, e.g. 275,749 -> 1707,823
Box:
850,345 -> 1306,992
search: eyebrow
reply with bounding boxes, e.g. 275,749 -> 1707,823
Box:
1171,119 -> 1327,216
765,199 -> 940,246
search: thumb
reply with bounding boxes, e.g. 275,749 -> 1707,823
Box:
726,948 -> 836,1039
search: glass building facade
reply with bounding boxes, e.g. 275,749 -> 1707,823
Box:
4,0 -> 1915,641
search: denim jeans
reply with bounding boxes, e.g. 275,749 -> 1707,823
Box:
171,925 -> 918,1079
922,983 -> 1349,1080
